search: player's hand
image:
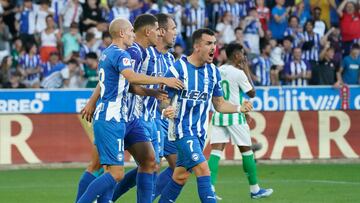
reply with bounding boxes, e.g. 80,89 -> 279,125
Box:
240,100 -> 253,113
81,102 -> 96,123
163,106 -> 176,119
163,77 -> 184,90
155,89 -> 168,101
245,113 -> 253,125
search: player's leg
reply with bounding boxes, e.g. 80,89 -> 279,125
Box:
112,119 -> 155,202
150,121 -> 161,200
77,120 -> 126,203
230,125 -> 273,199
75,145 -> 102,202
208,125 -> 229,188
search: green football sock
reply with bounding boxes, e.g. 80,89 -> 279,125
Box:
242,150 -> 258,186
208,150 -> 222,186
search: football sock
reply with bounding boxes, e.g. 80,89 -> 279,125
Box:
152,171 -> 158,200
97,185 -> 115,203
75,171 -> 96,202
158,178 -> 184,203
154,167 -> 174,200
197,176 -> 216,203
137,172 -> 153,203
112,167 -> 138,201
242,150 -> 260,193
77,173 -> 116,203
208,150 -> 222,186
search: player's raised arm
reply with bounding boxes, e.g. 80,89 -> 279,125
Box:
121,68 -> 184,90
212,96 -> 253,114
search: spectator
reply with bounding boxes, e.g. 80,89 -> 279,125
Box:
256,0 -> 270,31
83,52 -> 98,88
2,0 -> 17,37
284,15 -> 304,48
242,7 -> 264,55
64,58 -> 83,88
18,0 -> 38,44
173,43 -> 185,60
61,0 -> 83,32
0,55 -> 12,87
218,0 -> 242,28
80,32 -> 96,60
215,46 -> 227,66
40,14 -> 61,62
19,43 -> 41,88
107,0 -> 130,22
311,43 -> 340,85
269,0 -> 289,40
128,0 -> 144,23
251,41 -> 272,86
40,52 -> 68,88
337,0 -> 360,56
216,11 -> 236,44
312,7 -> 327,37
51,0 -> 68,27
293,1 -> 311,27
35,0 -> 54,33
0,15 -> 10,62
61,22 -> 81,59
310,0 -> 332,27
231,27 -> 251,54
184,0 -> 208,48
144,0 -> 160,15
302,20 -> 323,64
2,70 -> 26,88
284,47 -> 311,86
269,39 -> 284,85
282,36 -> 293,64
11,38 -> 24,68
97,31 -> 112,55
338,44 -> 360,85
80,0 -> 104,33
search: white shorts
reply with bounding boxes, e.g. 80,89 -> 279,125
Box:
210,124 -> 252,146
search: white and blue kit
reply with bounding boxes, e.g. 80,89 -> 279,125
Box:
93,44 -> 132,165
164,56 -> 223,170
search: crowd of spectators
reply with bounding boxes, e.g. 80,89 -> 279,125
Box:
0,0 -> 359,89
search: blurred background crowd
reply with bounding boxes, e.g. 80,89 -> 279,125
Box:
0,0 -> 359,89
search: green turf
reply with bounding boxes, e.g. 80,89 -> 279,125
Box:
0,164 -> 360,203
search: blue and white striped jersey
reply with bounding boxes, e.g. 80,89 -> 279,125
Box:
126,42 -> 148,121
165,56 -> 223,140
184,6 -> 208,37
251,56 -> 272,86
154,52 -> 176,120
107,6 -> 130,23
284,27 -> 304,48
20,54 -> 41,81
93,44 -> 132,122
302,32 -> 321,62
19,6 -> 37,35
284,60 -> 311,86
219,1 -> 243,27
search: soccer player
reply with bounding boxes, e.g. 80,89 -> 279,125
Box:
158,28 -> 253,203
76,18 -> 183,203
76,16 -> 184,203
208,43 -> 273,199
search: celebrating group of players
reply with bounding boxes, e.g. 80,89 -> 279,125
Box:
75,12 -> 272,203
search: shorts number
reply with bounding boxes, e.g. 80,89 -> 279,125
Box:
221,80 -> 230,101
99,68 -> 105,98
117,139 -> 124,152
187,140 -> 193,152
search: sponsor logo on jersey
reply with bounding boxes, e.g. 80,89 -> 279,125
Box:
180,90 -> 208,101
191,153 -> 200,161
123,58 -> 131,66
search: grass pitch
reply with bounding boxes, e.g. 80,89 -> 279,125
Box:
0,164 -> 360,203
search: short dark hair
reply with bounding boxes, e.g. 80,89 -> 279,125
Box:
191,28 -> 215,46
283,36 -> 293,43
68,59 -> 79,65
155,13 -> 173,29
102,31 -> 111,40
85,32 -> 95,42
288,15 -> 299,23
134,14 -> 158,32
303,20 -> 315,30
85,52 -> 98,60
351,44 -> 360,50
234,27 -> 242,33
225,43 -> 243,59
260,40 -> 270,53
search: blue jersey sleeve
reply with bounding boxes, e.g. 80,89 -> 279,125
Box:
126,47 -> 142,72
213,68 -> 223,97
113,51 -> 133,73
